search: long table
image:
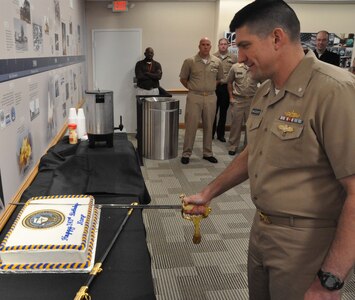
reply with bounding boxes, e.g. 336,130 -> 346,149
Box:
0,134 -> 156,300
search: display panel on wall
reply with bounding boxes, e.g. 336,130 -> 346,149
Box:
0,63 -> 86,206
0,0 -> 86,218
0,0 -> 83,59
224,31 -> 238,55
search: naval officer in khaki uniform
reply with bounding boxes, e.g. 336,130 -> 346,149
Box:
212,38 -> 237,142
180,37 -> 224,165
183,1 -> 355,300
227,62 -> 258,155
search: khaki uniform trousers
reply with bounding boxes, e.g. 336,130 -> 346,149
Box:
228,97 -> 251,152
182,92 -> 217,157
248,212 -> 337,300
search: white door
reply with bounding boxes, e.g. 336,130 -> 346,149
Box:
92,29 -> 141,133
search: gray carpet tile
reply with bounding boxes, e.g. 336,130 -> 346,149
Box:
129,129 -> 355,300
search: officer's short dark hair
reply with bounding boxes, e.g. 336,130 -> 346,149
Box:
229,0 -> 301,43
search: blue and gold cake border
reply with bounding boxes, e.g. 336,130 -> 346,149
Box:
0,195 -> 99,271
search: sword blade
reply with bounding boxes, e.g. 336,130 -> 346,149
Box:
9,202 -> 182,210
97,203 -> 181,209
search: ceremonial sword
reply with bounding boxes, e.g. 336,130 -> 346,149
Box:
72,200 -> 210,300
74,203 -> 137,300
9,198 -> 211,300
10,202 -> 182,209
9,198 -> 211,244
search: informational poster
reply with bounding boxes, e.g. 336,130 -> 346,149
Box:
0,0 -> 87,220
0,0 -> 85,59
224,31 -> 238,56
0,63 -> 85,209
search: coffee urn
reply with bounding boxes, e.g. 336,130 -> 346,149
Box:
85,90 -> 114,148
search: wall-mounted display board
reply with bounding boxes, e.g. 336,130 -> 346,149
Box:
0,63 -> 85,205
0,0 -> 83,59
0,0 -> 86,218
224,31 -> 238,56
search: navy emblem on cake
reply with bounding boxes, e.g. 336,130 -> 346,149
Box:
22,210 -> 65,229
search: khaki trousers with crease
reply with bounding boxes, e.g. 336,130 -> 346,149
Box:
228,97 -> 251,152
182,92 -> 217,157
248,213 -> 337,300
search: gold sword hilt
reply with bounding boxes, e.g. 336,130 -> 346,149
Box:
180,194 -> 211,244
74,286 -> 91,300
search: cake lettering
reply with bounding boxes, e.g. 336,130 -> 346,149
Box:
77,214 -> 86,225
69,203 -> 79,216
61,203 -> 80,241
61,216 -> 76,241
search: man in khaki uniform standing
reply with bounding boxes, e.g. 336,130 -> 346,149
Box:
227,62 -> 258,155
180,37 -> 224,165
183,1 -> 355,300
212,38 -> 237,142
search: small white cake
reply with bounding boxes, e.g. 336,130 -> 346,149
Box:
0,195 -> 100,273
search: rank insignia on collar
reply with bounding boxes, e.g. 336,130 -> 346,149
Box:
285,111 -> 300,118
278,124 -> 294,136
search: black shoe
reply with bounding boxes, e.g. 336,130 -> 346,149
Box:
217,137 -> 226,142
203,156 -> 218,163
228,150 -> 236,156
181,157 -> 190,164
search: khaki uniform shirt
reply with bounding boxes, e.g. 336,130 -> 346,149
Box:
179,54 -> 224,92
247,51 -> 355,220
213,51 -> 237,84
227,63 -> 259,100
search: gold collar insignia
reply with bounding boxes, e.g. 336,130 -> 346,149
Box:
285,111 -> 300,118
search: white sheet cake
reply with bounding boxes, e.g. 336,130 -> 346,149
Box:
0,195 -> 100,273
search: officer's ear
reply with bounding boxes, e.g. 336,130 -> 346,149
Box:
272,28 -> 285,50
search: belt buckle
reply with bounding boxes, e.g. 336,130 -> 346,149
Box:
258,211 -> 272,224
202,92 -> 208,96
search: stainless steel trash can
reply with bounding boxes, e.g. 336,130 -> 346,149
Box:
142,97 -> 179,160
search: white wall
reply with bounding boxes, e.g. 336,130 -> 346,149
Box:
85,1 -> 217,90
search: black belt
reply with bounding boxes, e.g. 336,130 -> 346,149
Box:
257,210 -> 337,228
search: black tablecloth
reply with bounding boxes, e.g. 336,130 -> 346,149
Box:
0,134 -> 155,300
